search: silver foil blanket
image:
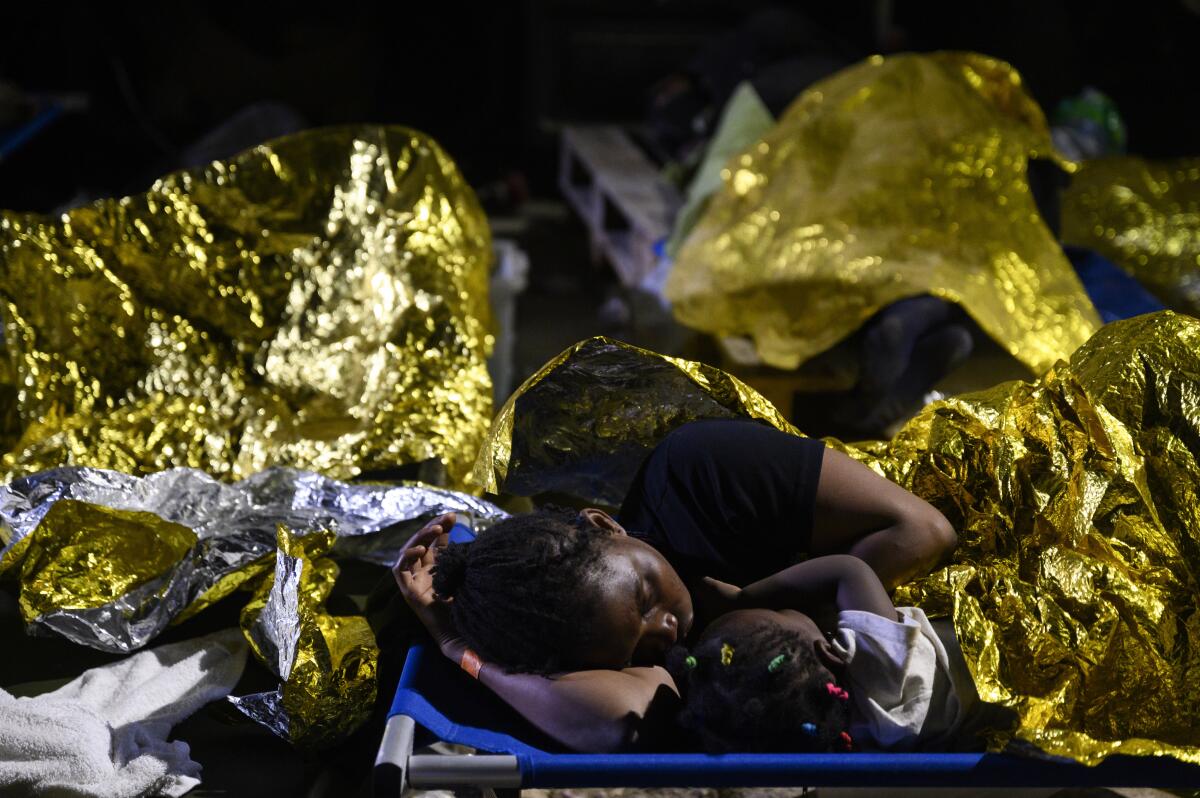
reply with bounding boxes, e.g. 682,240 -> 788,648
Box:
0,466 -> 507,748
0,465 -> 506,651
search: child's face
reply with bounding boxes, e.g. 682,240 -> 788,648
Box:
571,535 -> 695,669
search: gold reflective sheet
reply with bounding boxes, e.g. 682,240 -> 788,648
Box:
0,125 -> 493,488
475,312 -> 1200,764
5,500 -> 196,621
1062,155 -> 1200,317
471,336 -> 797,507
0,126 -> 490,746
668,52 -> 1100,373
240,526 -> 378,749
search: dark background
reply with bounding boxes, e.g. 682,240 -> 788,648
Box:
2,5 -> 1198,793
2,0 -> 1199,213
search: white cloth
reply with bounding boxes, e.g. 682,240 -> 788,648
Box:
0,629 -> 247,798
830,607 -> 966,751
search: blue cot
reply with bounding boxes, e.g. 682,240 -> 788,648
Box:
373,525 -> 1200,795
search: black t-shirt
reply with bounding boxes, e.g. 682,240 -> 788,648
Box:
618,418 -> 826,586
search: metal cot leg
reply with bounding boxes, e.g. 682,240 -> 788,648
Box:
374,714 -> 416,797
374,713 -> 523,796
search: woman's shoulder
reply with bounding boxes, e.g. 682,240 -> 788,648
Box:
550,665 -> 682,751
663,418 -> 819,448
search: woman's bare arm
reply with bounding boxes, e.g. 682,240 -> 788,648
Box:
734,553 -> 896,619
810,448 -> 957,589
471,654 -> 678,752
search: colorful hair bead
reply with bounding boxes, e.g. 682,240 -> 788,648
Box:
767,653 -> 787,673
800,722 -> 818,736
684,655 -> 697,670
839,731 -> 854,750
825,682 -> 849,701
720,643 -> 735,666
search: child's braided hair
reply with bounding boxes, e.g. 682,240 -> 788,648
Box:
666,620 -> 853,753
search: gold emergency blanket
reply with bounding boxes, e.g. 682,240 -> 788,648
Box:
472,336 -> 796,508
0,125 -> 493,487
1062,155 -> 1200,317
473,311 -> 1200,765
233,526 -> 378,749
668,51 -> 1100,374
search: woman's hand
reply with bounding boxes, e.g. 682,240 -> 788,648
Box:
690,575 -> 742,626
392,513 -> 465,656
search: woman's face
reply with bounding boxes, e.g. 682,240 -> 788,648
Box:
572,535 -> 695,669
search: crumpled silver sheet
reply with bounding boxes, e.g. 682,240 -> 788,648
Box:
231,538 -> 300,739
0,466 -> 507,653
231,525 -> 381,748
229,689 -> 289,741
253,537 -> 305,682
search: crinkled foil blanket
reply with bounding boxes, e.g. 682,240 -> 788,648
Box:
0,467 -> 508,747
0,125 -> 494,488
1062,155 -> 1200,318
474,313 -> 1200,766
668,51 -> 1101,374
0,125 -> 505,747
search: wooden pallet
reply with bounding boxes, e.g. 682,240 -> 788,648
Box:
558,126 -> 680,288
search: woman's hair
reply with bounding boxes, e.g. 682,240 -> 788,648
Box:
430,506 -> 613,675
666,620 -> 852,753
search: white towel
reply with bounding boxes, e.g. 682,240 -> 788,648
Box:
0,629 -> 248,798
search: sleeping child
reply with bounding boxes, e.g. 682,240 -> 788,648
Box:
666,554 -> 1013,753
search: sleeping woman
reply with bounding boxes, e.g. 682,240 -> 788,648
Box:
396,312 -> 1200,764
393,418 -> 957,752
